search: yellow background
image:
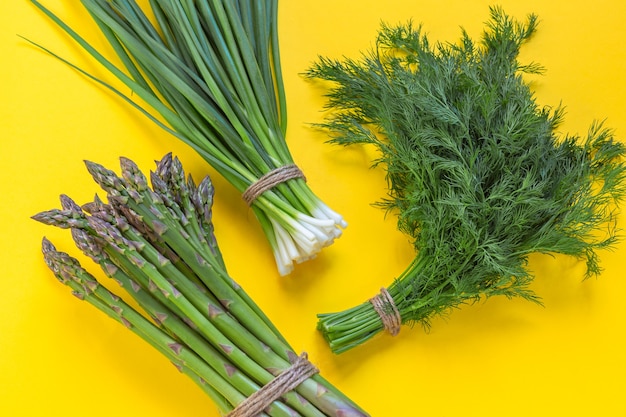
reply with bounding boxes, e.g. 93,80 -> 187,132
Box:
2,1 -> 625,416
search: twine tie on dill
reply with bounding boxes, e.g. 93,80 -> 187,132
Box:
226,352 -> 319,417
242,164 -> 306,206
370,288 -> 402,336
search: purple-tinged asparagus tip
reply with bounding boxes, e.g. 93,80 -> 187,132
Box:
81,194 -> 108,214
154,152 -> 173,180
41,238 -> 99,291
87,216 -> 128,251
59,194 -> 82,213
84,160 -> 125,195
149,171 -> 172,201
41,237 -> 56,255
197,176 -> 215,207
71,228 -> 105,263
32,209 -> 88,229
119,156 -> 148,192
41,237 -> 63,278
169,156 -> 190,196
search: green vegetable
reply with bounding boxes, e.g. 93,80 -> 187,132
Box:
306,7 -> 626,354
28,0 -> 346,276
34,153 -> 368,416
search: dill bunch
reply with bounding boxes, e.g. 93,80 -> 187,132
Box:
306,7 -> 626,354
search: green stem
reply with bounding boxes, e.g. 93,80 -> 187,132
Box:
100,258 -> 305,417
87,215 -> 328,416
41,241 -> 252,414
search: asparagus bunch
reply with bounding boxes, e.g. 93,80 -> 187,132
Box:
34,153 -> 367,417
29,0 -> 347,275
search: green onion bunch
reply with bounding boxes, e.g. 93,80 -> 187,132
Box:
306,7 -> 626,353
33,153 -> 368,416
30,0 -> 346,276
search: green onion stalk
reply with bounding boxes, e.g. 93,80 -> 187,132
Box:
306,7 -> 626,353
29,0 -> 346,276
34,153 -> 368,416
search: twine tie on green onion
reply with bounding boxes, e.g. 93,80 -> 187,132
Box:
242,164 -> 306,206
226,352 -> 319,417
370,288 -> 401,336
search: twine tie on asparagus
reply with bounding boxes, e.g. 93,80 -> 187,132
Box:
242,164 -> 306,206
370,288 -> 402,336
226,352 -> 319,417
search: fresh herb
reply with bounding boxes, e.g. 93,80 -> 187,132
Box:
33,153 -> 368,416
306,7 -> 626,354
28,0 -> 346,276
